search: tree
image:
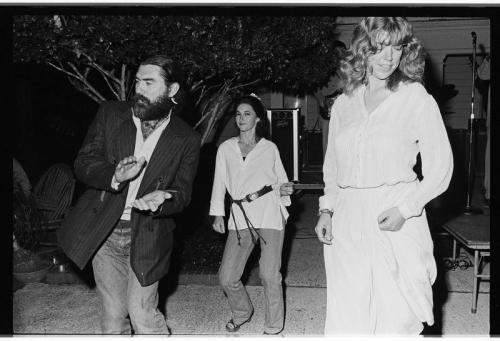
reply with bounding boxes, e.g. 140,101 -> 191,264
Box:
13,15 -> 340,144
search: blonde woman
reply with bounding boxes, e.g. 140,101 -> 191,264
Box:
314,17 -> 453,334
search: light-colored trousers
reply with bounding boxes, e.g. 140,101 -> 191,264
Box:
92,220 -> 170,335
219,228 -> 285,334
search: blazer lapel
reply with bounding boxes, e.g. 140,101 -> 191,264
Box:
115,108 -> 137,161
136,117 -> 184,197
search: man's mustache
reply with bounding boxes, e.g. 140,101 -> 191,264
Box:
132,93 -> 151,105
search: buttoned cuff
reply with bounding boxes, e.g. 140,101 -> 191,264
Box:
273,183 -> 291,207
397,201 -> 423,220
318,195 -> 335,213
209,201 -> 225,217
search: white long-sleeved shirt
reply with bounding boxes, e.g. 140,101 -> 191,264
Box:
113,114 -> 170,221
209,137 -> 290,231
319,82 -> 453,219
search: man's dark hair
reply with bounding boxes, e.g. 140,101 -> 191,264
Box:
140,55 -> 187,115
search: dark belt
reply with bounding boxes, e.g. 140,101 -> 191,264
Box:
229,185 -> 273,246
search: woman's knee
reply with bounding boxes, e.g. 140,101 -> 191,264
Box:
219,268 -> 240,288
259,269 -> 282,286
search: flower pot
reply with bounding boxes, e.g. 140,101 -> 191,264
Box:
14,263 -> 52,284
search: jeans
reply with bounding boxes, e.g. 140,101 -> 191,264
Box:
92,220 -> 169,334
219,228 -> 285,334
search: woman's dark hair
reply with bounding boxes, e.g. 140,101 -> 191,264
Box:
339,17 -> 426,95
233,95 -> 270,141
140,55 -> 187,115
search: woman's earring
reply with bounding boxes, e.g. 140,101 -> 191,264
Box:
171,97 -> 178,105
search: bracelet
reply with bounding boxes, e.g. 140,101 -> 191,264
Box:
318,209 -> 333,217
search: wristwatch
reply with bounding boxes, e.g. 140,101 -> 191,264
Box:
318,209 -> 333,217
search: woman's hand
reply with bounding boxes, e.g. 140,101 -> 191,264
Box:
212,216 -> 225,234
314,212 -> 333,245
378,207 -> 406,232
280,182 -> 294,196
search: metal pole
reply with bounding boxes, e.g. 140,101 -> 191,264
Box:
463,31 -> 482,215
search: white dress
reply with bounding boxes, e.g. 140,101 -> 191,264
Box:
319,82 -> 453,334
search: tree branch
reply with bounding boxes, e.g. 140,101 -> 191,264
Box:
67,77 -> 103,104
120,64 -> 127,101
95,67 -> 120,100
200,81 -> 233,144
67,62 -> 106,102
79,50 -> 121,85
47,61 -> 81,81
228,78 -> 261,92
190,70 -> 217,92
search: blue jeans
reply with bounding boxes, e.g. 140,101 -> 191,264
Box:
92,220 -> 169,334
219,229 -> 285,334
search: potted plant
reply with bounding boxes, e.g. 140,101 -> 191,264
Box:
13,185 -> 52,283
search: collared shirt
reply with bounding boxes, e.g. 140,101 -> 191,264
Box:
209,137 -> 291,231
113,113 -> 171,221
319,82 -> 453,219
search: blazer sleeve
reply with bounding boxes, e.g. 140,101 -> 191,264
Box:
74,102 -> 126,193
155,132 -> 201,217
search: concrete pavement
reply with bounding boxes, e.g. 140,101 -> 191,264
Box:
13,192 -> 490,335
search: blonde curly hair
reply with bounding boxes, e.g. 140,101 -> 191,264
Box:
339,17 -> 426,95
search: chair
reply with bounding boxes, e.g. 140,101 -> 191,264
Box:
33,163 -> 76,232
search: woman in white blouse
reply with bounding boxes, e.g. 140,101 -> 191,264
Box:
210,95 -> 294,335
314,17 -> 453,334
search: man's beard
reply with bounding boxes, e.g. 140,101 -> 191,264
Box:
132,92 -> 174,121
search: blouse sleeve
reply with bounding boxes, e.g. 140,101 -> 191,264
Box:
397,94 -> 454,219
272,144 -> 291,207
209,144 -> 228,216
318,105 -> 340,212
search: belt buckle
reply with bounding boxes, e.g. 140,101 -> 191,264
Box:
248,192 -> 258,201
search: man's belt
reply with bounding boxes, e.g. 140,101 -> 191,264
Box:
230,185 -> 274,245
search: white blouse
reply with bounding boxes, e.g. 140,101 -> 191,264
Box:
210,137 -> 291,231
319,82 -> 453,219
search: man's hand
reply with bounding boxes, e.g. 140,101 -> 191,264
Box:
115,156 -> 146,183
378,207 -> 406,232
314,213 -> 333,245
212,216 -> 225,234
280,182 -> 294,196
130,190 -> 172,212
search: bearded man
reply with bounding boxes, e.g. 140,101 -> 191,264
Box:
58,55 -> 200,334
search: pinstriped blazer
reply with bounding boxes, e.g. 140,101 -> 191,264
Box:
57,101 -> 201,286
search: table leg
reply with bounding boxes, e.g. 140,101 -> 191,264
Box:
471,250 -> 479,314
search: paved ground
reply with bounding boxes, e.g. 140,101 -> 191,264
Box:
13,281 -> 490,336
13,189 -> 491,336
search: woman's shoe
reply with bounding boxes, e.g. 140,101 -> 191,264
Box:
225,312 -> 253,332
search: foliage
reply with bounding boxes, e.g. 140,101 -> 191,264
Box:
13,189 -> 44,252
13,15 -> 340,143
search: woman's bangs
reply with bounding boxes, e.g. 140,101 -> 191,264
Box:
372,23 -> 409,47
